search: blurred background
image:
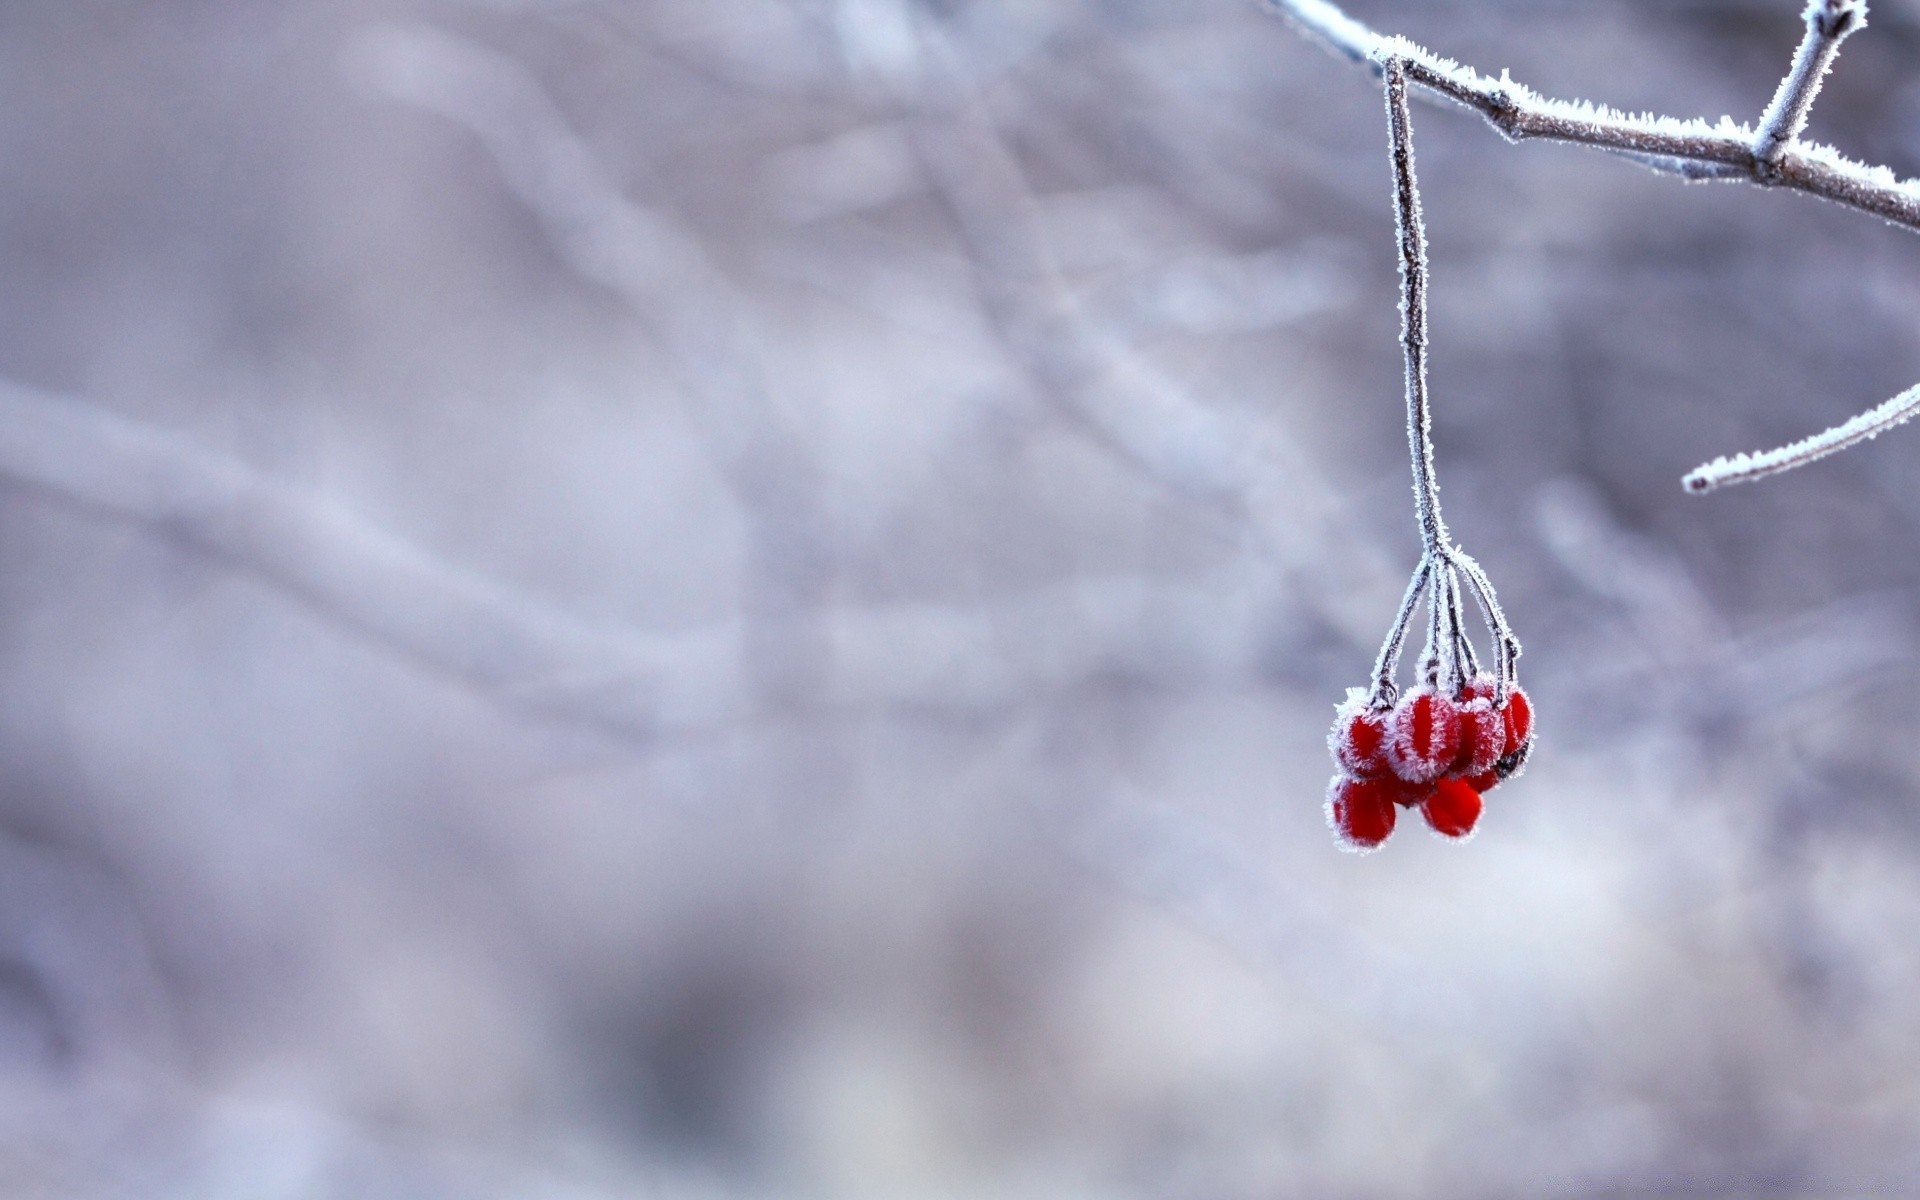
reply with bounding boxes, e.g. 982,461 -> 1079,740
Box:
3,0 -> 1920,1195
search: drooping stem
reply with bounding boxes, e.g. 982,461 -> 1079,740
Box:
1385,57 -> 1448,559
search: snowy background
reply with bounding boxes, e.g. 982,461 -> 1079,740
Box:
4,0 -> 1920,1195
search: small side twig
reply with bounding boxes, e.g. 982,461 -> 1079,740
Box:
1683,382 -> 1920,491
1754,0 -> 1867,173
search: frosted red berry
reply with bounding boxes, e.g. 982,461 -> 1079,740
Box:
1494,684 -> 1535,779
1422,777 -> 1483,838
1328,694 -> 1392,778
1502,685 -> 1533,749
1452,693 -> 1503,778
1326,775 -> 1398,852
1386,686 -> 1463,784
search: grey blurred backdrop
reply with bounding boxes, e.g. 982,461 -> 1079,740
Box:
4,0 -> 1920,1195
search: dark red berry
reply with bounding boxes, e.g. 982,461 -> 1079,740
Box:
1494,685 -> 1535,780
1386,686 -> 1463,784
1421,777 -> 1483,839
1452,692 -> 1503,778
1326,775 -> 1398,852
1328,694 -> 1392,778
1389,778 -> 1437,808
1502,685 -> 1534,752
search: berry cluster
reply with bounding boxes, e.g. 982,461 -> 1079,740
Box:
1326,673 -> 1532,851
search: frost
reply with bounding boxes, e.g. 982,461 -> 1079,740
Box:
1685,383 -> 1920,492
1269,0 -> 1920,488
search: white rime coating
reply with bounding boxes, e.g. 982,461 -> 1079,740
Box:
1684,382 -> 1920,492
1329,689 -> 1391,776
1326,775 -> 1392,855
1386,686 -> 1461,785
1266,0 -> 1920,488
1459,698 -> 1503,778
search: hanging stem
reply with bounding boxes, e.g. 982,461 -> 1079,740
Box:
1357,59 -> 1526,714
1385,56 -> 1448,559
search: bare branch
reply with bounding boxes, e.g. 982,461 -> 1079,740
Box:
895,16 -> 1406,647
0,375 -> 1326,742
0,378 -> 750,740
349,24 -> 838,716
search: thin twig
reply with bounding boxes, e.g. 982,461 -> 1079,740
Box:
1683,382 -> 1920,491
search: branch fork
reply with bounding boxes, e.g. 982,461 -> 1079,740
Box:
1267,0 -> 1920,492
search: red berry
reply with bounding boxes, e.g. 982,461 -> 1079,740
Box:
1494,685 -> 1535,780
1326,775 -> 1398,852
1328,693 -> 1392,778
1389,778 -> 1437,808
1421,777 -> 1483,839
1502,685 -> 1534,751
1451,689 -> 1503,778
1466,769 -> 1501,794
1386,686 -> 1463,784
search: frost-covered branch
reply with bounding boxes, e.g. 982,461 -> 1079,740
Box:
1261,0 -> 1920,227
1263,0 -> 1920,489
1682,382 -> 1920,492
